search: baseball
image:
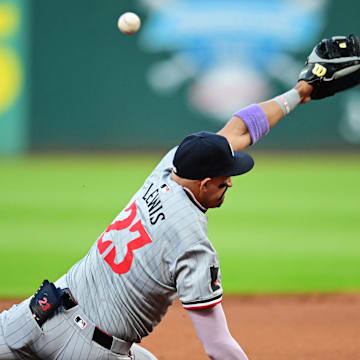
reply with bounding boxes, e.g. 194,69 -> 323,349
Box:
117,12 -> 141,35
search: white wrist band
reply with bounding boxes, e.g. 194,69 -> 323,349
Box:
274,89 -> 301,116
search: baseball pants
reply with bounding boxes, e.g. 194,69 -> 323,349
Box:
0,298 -> 157,360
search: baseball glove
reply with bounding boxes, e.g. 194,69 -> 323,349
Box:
298,34 -> 360,99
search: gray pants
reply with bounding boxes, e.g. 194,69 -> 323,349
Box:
0,298 -> 157,360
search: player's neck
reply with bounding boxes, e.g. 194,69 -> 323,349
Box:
171,171 -> 205,208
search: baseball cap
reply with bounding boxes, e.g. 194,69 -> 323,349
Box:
173,131 -> 254,180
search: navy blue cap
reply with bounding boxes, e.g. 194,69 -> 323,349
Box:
173,132 -> 254,180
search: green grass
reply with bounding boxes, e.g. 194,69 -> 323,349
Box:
1,152 -> 360,297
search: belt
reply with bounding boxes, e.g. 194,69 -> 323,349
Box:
93,327 -> 114,350
61,289 -> 119,351
63,289 -> 131,354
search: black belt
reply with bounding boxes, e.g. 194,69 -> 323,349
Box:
92,327 -> 114,350
62,289 -> 114,350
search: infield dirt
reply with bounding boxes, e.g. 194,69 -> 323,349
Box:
1,294 -> 359,360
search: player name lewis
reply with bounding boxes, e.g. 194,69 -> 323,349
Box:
142,182 -> 166,225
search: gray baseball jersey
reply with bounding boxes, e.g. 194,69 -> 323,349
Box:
66,147 -> 223,343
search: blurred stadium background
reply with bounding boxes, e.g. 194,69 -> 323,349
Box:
0,0 -> 359,297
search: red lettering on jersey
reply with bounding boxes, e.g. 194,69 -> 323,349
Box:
97,201 -> 152,274
38,297 -> 51,311
97,201 -> 137,254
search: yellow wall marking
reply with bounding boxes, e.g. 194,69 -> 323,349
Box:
0,3 -> 19,38
0,47 -> 23,114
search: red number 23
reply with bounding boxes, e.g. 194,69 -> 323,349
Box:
97,201 -> 152,274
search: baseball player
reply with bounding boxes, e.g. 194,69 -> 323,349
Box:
1,34 -> 360,360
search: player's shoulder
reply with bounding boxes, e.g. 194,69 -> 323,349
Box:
138,146 -> 208,237
162,185 -> 209,245
152,147 -> 178,175
139,173 -> 207,240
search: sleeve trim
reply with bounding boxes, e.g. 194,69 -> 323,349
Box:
182,295 -> 223,310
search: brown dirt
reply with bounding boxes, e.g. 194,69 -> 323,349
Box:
1,294 -> 360,360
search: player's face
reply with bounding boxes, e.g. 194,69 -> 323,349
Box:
199,176 -> 232,208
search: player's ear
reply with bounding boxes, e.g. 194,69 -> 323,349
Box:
199,178 -> 211,191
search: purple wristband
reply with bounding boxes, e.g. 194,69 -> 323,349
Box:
233,104 -> 269,145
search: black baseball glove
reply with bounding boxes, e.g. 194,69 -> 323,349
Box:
298,34 -> 360,99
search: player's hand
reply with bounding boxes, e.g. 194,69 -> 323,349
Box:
295,81 -> 313,104
298,34 -> 360,99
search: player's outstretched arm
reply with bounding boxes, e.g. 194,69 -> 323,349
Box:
186,304 -> 249,360
219,33 -> 360,152
217,81 -> 313,152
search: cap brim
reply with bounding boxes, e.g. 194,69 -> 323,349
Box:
223,151 -> 254,177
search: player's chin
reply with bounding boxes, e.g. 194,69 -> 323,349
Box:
216,189 -> 228,208
207,198 -> 224,209
216,196 -> 225,208
216,201 -> 224,208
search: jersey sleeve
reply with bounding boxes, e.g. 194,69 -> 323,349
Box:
174,240 -> 223,310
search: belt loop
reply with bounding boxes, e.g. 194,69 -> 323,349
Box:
111,336 -> 133,355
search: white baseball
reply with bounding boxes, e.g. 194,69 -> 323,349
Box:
117,12 -> 141,35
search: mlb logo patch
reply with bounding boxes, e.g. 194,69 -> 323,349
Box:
74,315 -> 87,329
160,183 -> 171,193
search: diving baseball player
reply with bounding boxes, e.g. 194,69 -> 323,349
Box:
1,34 -> 360,360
